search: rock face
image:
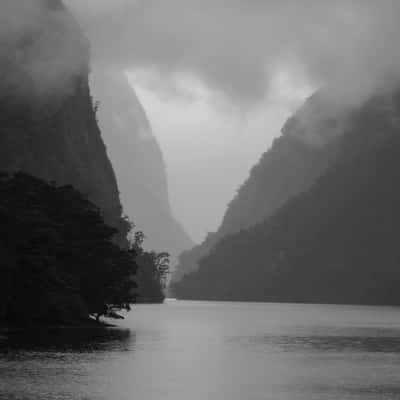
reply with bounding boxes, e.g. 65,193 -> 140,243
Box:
173,89 -> 400,304
171,92 -> 344,282
0,0 -> 128,243
90,69 -> 193,258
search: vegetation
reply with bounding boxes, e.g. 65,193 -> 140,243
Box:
173,91 -> 400,305
0,172 -> 139,325
133,231 -> 170,304
171,92 -> 341,283
0,0 -> 169,327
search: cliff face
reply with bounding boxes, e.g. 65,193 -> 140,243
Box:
171,92 -> 344,282
174,89 -> 400,303
90,70 -> 193,258
0,0 -> 128,243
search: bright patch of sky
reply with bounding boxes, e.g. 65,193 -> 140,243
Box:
128,70 -> 312,241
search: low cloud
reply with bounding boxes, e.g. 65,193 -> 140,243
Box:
67,0 -> 400,106
0,0 -> 88,98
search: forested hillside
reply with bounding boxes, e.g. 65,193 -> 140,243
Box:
171,92 -> 345,282
174,90 -> 400,304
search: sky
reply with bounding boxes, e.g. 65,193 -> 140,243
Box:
127,70 -> 310,240
56,0 -> 400,241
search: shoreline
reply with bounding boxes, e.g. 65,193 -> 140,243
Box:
0,318 -> 117,333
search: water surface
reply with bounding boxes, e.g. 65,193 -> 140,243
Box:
1,301 -> 400,399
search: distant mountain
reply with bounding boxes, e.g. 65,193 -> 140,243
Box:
171,92 -> 344,282
173,89 -> 400,304
90,70 -> 193,259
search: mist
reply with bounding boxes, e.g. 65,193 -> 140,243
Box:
67,0 -> 400,107
63,0 -> 400,239
0,0 -> 88,97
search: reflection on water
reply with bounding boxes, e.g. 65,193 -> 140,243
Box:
244,333 -> 400,353
1,301 -> 400,400
0,327 -> 132,353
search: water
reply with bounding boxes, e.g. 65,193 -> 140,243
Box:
1,301 -> 400,400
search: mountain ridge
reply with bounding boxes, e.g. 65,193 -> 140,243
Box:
0,0 -> 129,243
90,69 -> 193,258
173,89 -> 400,303
171,92 -> 345,282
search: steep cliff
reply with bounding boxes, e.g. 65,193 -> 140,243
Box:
171,92 -> 345,282
174,89 -> 400,303
0,0 -> 128,243
90,69 -> 193,258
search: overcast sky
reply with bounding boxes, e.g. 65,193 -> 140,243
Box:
127,69 -> 310,240
65,0 -> 400,241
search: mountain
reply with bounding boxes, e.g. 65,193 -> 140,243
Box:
90,69 -> 193,259
173,89 -> 400,304
0,0 -> 128,244
171,92 -> 345,282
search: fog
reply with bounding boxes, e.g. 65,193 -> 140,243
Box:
4,0 -> 400,240
128,70 -> 309,240
68,0 -> 400,106
4,0 -> 400,123
0,0 -> 87,97
64,0 -> 400,239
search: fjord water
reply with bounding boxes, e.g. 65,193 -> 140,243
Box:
1,301 -> 400,400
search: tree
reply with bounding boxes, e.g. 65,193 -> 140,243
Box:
132,231 -> 170,303
154,252 -> 170,290
0,172 -> 138,325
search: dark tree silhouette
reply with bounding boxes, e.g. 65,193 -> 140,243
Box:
132,231 -> 170,303
0,172 -> 138,325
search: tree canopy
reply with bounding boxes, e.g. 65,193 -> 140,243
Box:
0,172 -> 138,325
133,231 -> 170,304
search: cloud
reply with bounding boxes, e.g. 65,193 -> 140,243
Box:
67,0 -> 400,106
0,0 -> 88,98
